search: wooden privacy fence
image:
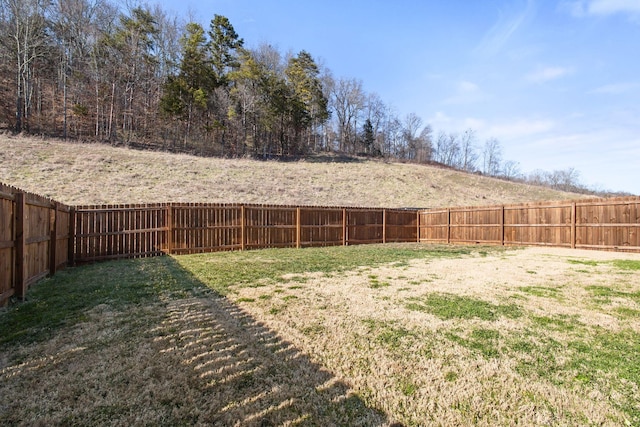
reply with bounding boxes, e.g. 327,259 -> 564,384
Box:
73,203 -> 419,262
419,197 -> 640,251
0,184 -> 72,305
2,179 -> 640,306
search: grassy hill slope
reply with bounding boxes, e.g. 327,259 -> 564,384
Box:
1,135 -> 582,207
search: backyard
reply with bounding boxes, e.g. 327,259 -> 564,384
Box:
1,244 -> 639,426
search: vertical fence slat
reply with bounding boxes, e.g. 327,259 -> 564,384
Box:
14,192 -> 25,299
49,203 -> 57,276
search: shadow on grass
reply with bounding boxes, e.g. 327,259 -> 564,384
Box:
0,256 -> 394,426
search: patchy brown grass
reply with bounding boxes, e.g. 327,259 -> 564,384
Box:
227,247 -> 640,426
2,245 -> 639,426
0,134 -> 580,207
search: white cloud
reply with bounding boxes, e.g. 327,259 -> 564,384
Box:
525,66 -> 572,83
487,118 -> 555,140
588,0 -> 640,15
563,0 -> 640,17
590,82 -> 640,94
443,80 -> 484,105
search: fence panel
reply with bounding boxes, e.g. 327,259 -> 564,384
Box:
74,204 -> 168,262
449,206 -> 503,244
55,206 -> 71,270
24,197 -> 51,287
170,204 -> 242,254
347,209 -> 383,245
576,198 -> 640,251
504,203 -> 572,247
385,209 -> 419,243
0,183 -> 73,304
245,206 -> 297,249
419,209 -> 449,243
299,208 -> 344,248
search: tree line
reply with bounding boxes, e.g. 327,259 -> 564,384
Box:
0,0 -> 618,195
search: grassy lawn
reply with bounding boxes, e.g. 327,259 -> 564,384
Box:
1,244 -> 639,426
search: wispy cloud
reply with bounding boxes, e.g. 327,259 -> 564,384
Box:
487,118 -> 555,140
563,0 -> 640,17
590,82 -> 640,94
475,0 -> 536,56
525,66 -> 572,83
443,80 -> 484,105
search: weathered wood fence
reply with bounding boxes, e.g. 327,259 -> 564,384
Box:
2,180 -> 639,306
73,204 -> 419,262
1,184 -> 72,305
419,197 -> 640,251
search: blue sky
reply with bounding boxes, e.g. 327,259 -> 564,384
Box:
161,0 -> 640,194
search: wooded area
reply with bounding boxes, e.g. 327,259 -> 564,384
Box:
2,0 -> 583,188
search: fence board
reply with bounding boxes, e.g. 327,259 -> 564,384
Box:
0,193 -> 14,304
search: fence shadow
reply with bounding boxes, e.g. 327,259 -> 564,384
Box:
0,256 -> 396,426
157,294 -> 389,425
143,256 -> 396,425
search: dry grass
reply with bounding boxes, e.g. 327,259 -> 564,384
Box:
2,245 -> 639,426
0,134 -> 580,207
225,247 -> 640,426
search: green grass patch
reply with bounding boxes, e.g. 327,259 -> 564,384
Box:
611,259 -> 640,271
519,285 -> 563,299
369,280 -> 391,289
530,314 -> 581,333
445,328 -> 501,358
362,318 -> 419,353
568,259 -> 599,267
398,377 -> 418,396
614,306 -> 640,318
506,321 -> 640,424
586,285 -> 640,304
176,244 -> 488,295
0,257 -> 208,346
406,293 -> 522,321
444,371 -> 458,382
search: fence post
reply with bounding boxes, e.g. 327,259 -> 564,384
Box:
14,192 -> 26,300
68,207 -> 75,266
241,205 -> 246,251
296,207 -> 301,249
382,209 -> 387,244
166,204 -> 173,255
342,208 -> 347,246
416,211 -> 420,243
49,202 -> 57,275
446,208 -> 451,244
571,202 -> 576,249
500,205 -> 505,246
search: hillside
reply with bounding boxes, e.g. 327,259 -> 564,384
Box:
0,135 -> 582,207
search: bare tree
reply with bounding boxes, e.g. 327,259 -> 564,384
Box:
482,137 -> 502,176
501,160 -> 521,180
330,77 -> 364,153
0,0 -> 51,132
459,128 -> 479,172
433,131 -> 461,167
